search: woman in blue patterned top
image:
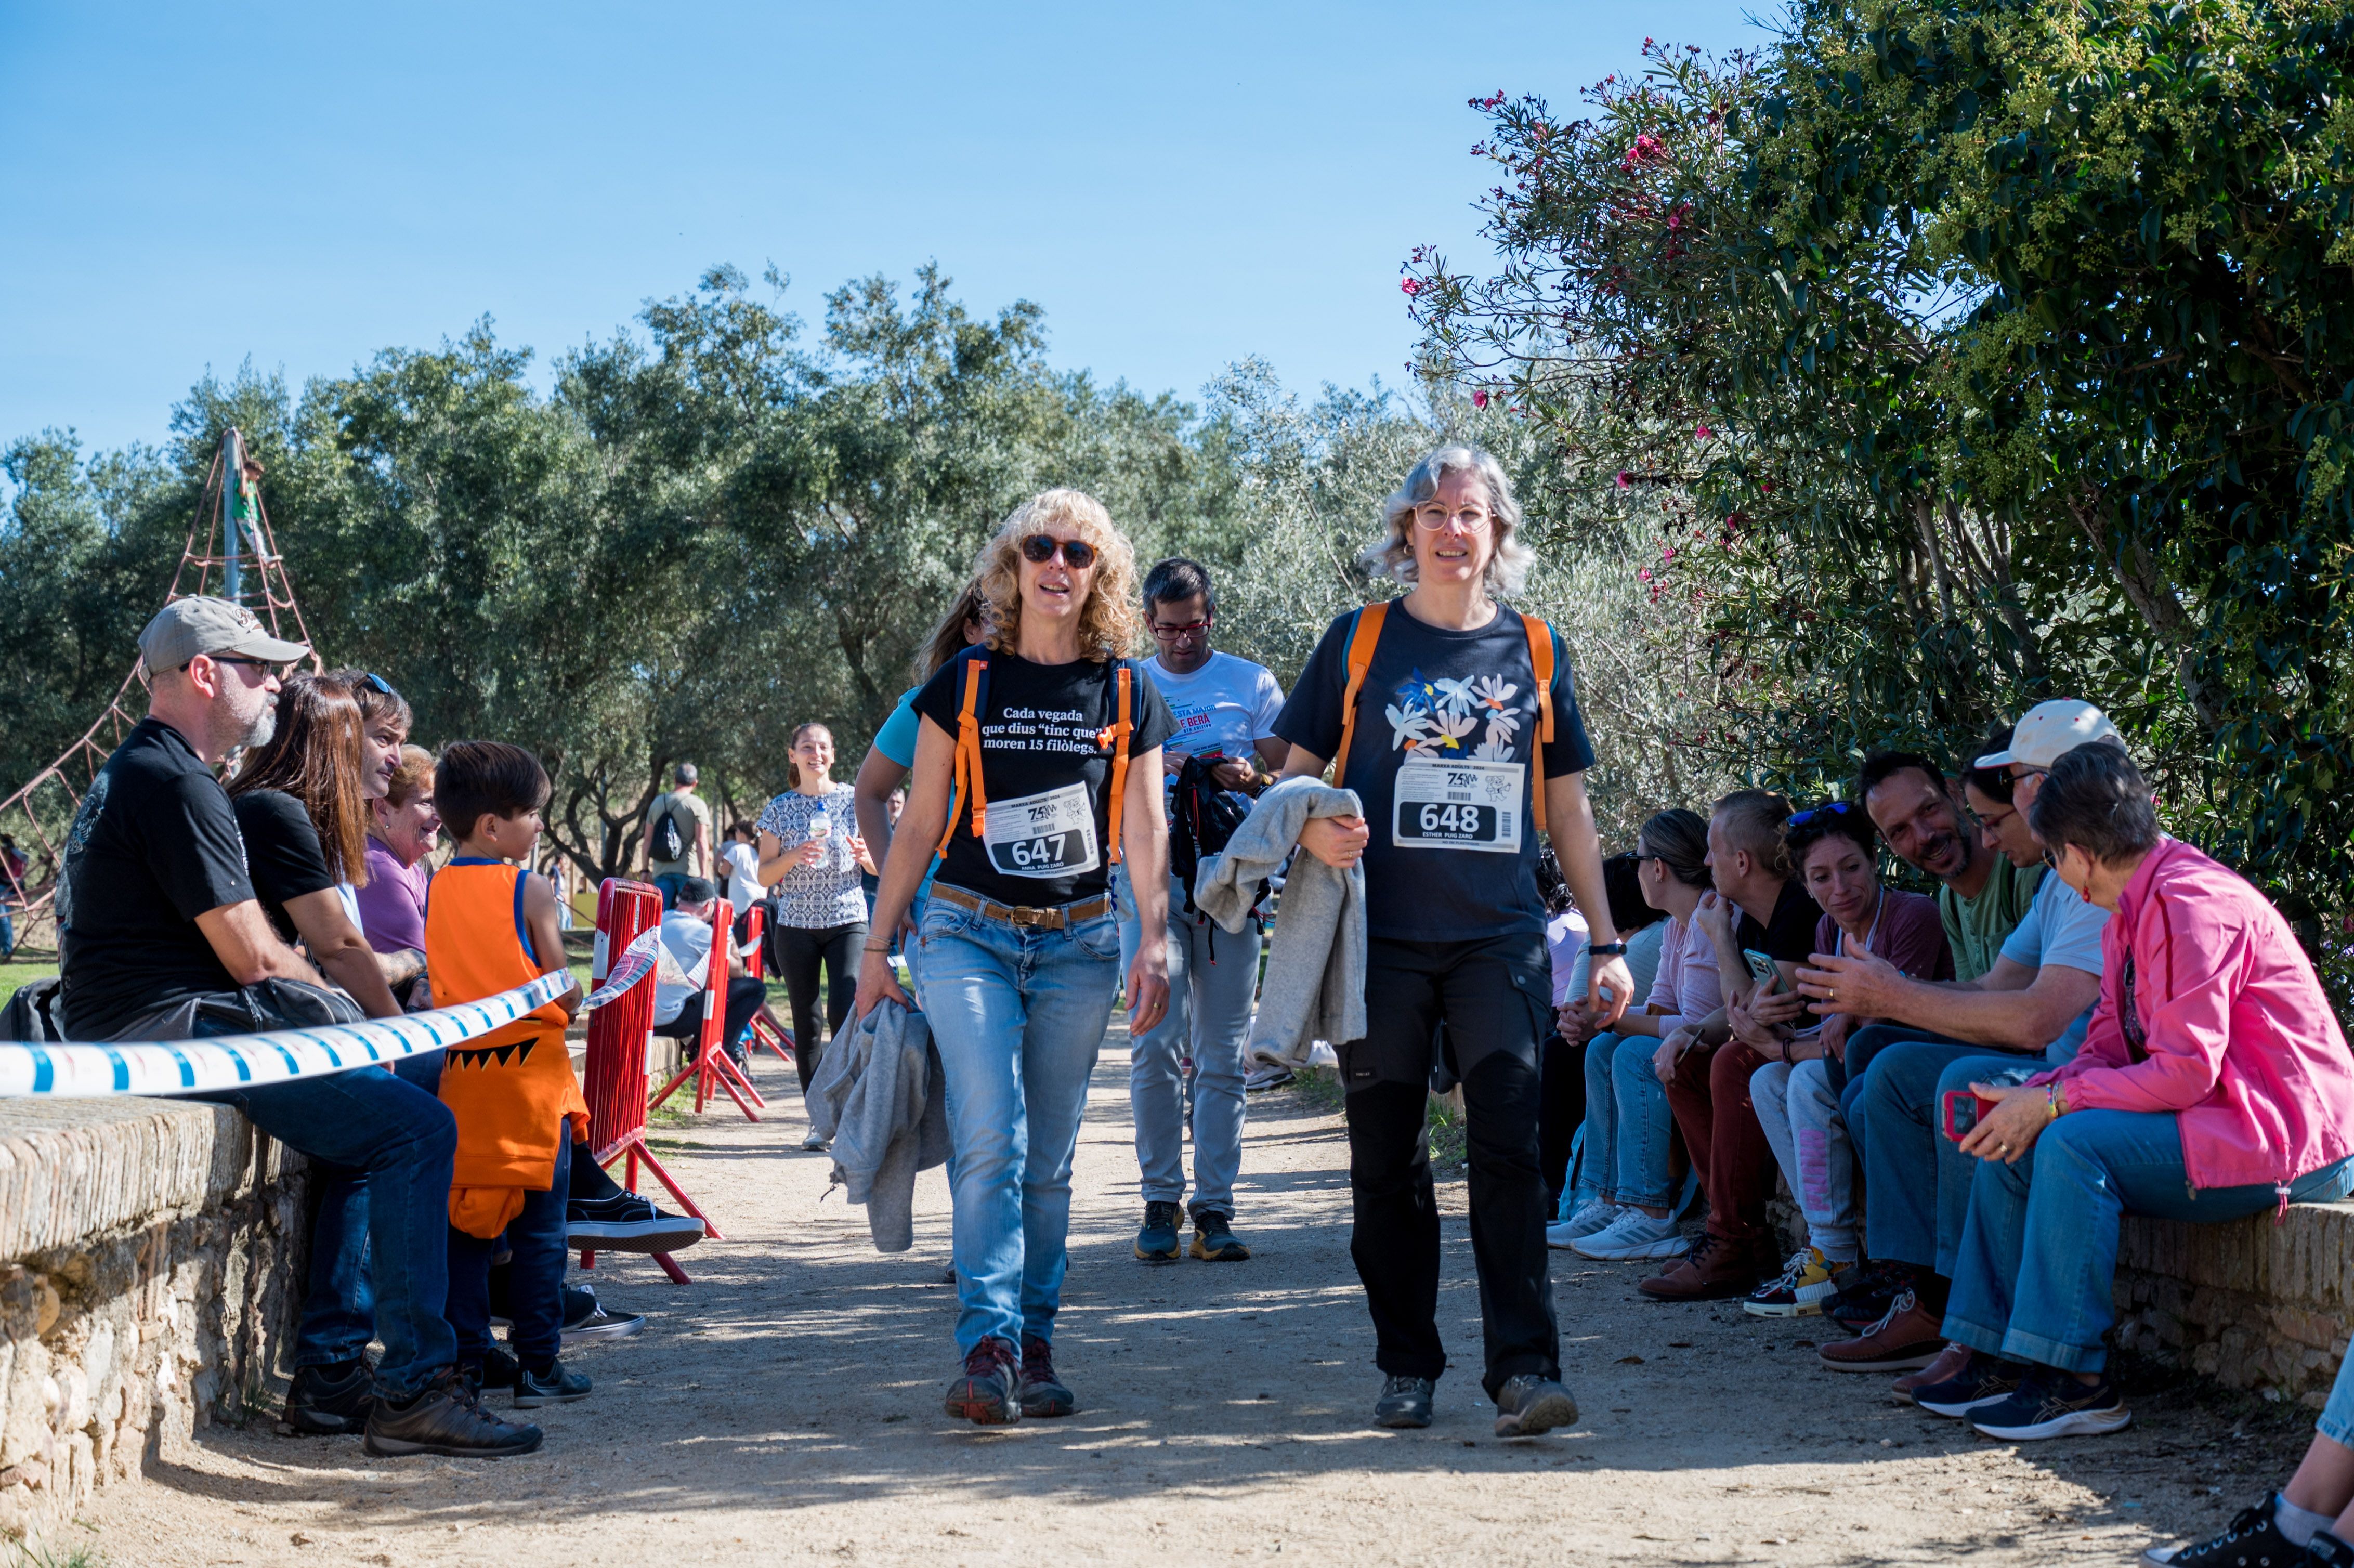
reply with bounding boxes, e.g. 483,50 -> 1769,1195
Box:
756,722 -> 876,1098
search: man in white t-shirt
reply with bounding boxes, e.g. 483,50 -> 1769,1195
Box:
1119,557 -> 1290,1266
649,879 -> 765,1070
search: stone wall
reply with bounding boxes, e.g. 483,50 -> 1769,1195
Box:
2114,1201 -> 2354,1410
0,1097 -> 307,1545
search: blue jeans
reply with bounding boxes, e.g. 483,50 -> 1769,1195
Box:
1117,869 -> 1258,1216
446,1130 -> 573,1373
2319,1339 -> 2354,1448
1855,1039 -> 2044,1274
1573,1031 -> 1677,1209
197,1059 -> 459,1402
1945,1112 -> 2354,1372
653,871 -> 690,910
914,887 -> 1121,1352
297,1053 -> 445,1371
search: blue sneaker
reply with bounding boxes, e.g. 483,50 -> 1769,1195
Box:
1135,1200 -> 1182,1262
1911,1353 -> 2026,1417
1969,1367 -> 2131,1440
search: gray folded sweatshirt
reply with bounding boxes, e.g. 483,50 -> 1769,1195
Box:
1194,776 -> 1366,1069
804,996 -> 950,1253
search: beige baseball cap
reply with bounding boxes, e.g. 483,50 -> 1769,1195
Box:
1974,699 -> 2124,771
138,596 -> 310,672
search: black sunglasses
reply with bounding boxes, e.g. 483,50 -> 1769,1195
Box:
194,654 -> 289,681
1786,801 -> 1856,828
1020,534 -> 1097,569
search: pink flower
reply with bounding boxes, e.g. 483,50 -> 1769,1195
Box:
1662,546 -> 1677,563
1472,390 -> 1489,409
1638,567 -> 1653,582
1616,471 -> 1633,489
1695,423 -> 1712,439
1401,278 -> 1421,297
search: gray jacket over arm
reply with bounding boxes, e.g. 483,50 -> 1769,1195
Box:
805,996 -> 949,1253
1194,776 -> 1366,1070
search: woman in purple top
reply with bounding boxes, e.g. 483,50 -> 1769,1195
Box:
359,744 -> 439,993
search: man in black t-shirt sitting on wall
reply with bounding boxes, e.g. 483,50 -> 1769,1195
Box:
54,596 -> 538,1459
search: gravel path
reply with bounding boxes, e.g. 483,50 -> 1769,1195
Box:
73,1031 -> 2302,1566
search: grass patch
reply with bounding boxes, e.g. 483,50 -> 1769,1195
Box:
646,1094 -> 693,1129
1285,1064 -> 1345,1116
1,954 -> 58,1013
10,1541 -> 104,1568
1426,1088 -> 1469,1173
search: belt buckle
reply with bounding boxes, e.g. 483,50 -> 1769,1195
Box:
1011,906 -> 1058,930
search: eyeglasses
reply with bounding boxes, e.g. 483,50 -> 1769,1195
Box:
1150,618 -> 1211,642
1786,801 -> 1856,828
2006,764 -> 2047,786
1020,534 -> 1097,569
1413,504 -> 1493,532
196,654 -> 289,681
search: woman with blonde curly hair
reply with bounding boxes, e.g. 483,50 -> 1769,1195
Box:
855,487 -> 1175,1427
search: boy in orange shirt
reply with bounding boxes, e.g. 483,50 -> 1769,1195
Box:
425,741 -> 591,1407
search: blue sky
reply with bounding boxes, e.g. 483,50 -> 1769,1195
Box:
0,1 -> 1772,459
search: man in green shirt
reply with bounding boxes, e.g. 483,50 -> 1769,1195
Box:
1860,749 -> 2042,985
639,762 -> 713,909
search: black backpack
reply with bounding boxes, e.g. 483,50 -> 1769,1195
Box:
651,799 -> 686,864
1167,754 -> 1258,919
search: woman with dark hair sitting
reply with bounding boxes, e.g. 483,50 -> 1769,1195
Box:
1539,850 -> 1665,1222
1912,743 -> 2354,1442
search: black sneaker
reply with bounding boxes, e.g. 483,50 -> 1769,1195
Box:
1135,1200 -> 1182,1262
1018,1335 -> 1075,1419
514,1360 -> 592,1408
945,1338 -> 1021,1426
1824,1257 -> 1914,1327
1190,1209 -> 1251,1262
561,1284 -> 647,1344
1491,1374 -> 1578,1438
363,1369 -> 544,1458
1969,1367 -> 2131,1440
1911,1353 -> 2026,1418
2307,1528 -> 2354,1568
2140,1494 -> 2303,1567
1372,1374 -> 1434,1430
282,1359 -> 373,1435
477,1345 -> 522,1391
565,1191 -> 706,1253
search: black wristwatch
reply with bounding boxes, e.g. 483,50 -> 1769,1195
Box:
1586,942 -> 1630,956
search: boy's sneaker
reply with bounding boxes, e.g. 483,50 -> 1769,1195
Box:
1372,1375 -> 1434,1429
565,1192 -> 706,1254
513,1360 -> 592,1407
282,1358 -> 374,1435
363,1369 -> 543,1458
1491,1374 -> 1579,1438
1018,1335 -> 1075,1419
477,1345 -> 522,1391
1573,1209 -> 1689,1262
1969,1367 -> 2131,1440
1743,1247 -> 1849,1317
560,1284 -> 646,1343
1823,1257 -> 1914,1327
1191,1209 -> 1250,1261
1549,1200 -> 1621,1250
2140,1495 -> 2303,1567
1818,1289 -> 1946,1372
1135,1200 -> 1182,1262
945,1338 -> 1021,1426
1911,1352 -> 2028,1417
1637,1233 -> 1766,1300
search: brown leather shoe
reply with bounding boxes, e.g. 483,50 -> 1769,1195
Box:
1818,1289 -> 1945,1372
1892,1340 -> 1970,1399
1636,1233 -> 1767,1301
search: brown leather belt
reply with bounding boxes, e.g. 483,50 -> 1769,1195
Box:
928,882 -> 1114,931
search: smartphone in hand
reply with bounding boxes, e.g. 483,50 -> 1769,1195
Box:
1940,1087 -> 2007,1143
1742,948 -> 1784,995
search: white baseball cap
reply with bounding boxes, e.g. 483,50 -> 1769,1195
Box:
1974,699 -> 2124,771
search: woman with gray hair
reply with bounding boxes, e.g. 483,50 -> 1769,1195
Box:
1270,442 -> 1631,1437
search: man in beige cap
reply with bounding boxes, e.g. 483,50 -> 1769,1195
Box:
43,596 -> 543,1458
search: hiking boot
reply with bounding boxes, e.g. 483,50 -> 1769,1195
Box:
945,1338 -> 1021,1426
513,1360 -> 592,1407
1823,1257 -> 1915,1328
1969,1367 -> 2131,1440
1135,1200 -> 1182,1262
1574,1209 -> 1689,1262
363,1368 -> 544,1458
2142,1496 -> 2311,1568
1191,1209 -> 1250,1261
1637,1233 -> 1766,1301
1491,1374 -> 1579,1438
283,1358 -> 373,1435
1371,1374 -> 1434,1430
565,1191 -> 705,1254
1743,1246 -> 1849,1318
560,1283 -> 646,1344
1018,1335 -> 1075,1419
1912,1352 -> 2029,1418
1817,1289 -> 1946,1372
1893,1341 -> 1973,1400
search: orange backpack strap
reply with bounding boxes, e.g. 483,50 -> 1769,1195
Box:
1102,663 -> 1134,866
1523,612 -> 1556,834
1331,603 -> 1390,789
935,655 -> 990,857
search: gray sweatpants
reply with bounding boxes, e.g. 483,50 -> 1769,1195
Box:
1751,1057 -> 1860,1262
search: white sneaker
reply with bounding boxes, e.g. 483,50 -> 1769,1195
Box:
1547,1200 -> 1620,1250
1573,1210 -> 1690,1262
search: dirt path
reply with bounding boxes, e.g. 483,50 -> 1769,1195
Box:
72,1031 -> 2296,1567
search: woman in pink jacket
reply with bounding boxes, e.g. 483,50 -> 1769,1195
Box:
1910,742 -> 2354,1443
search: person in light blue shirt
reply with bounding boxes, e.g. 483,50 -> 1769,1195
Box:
849,582 -> 990,938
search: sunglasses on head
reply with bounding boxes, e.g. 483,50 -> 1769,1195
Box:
1020,534 -> 1097,569
359,671 -> 405,704
1786,801 -> 1855,828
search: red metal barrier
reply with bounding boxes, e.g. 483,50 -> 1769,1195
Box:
739,903 -> 796,1066
647,896 -> 766,1122
581,877 -> 722,1280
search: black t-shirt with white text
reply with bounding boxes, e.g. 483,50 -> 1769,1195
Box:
1274,603 -> 1596,940
57,718 -> 255,1040
231,790 -> 339,946
914,647 -> 1177,907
